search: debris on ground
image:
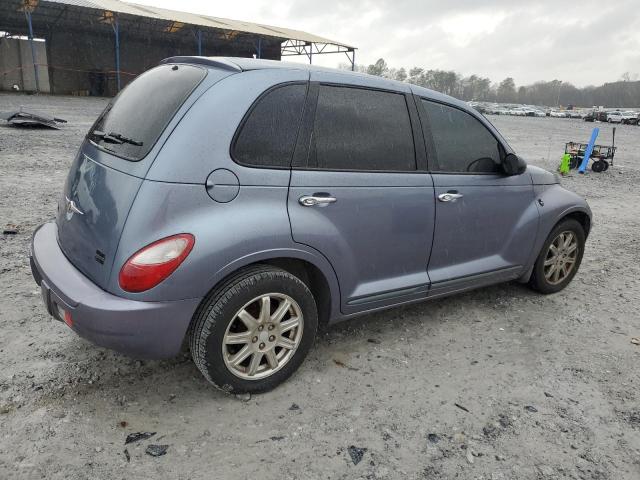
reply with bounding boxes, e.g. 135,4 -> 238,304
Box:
427,433 -> 440,443
453,433 -> 466,444
1,107 -> 67,129
347,445 -> 367,465
145,444 -> 169,457
3,224 -> 18,235
524,405 -> 538,413
123,449 -> 131,463
631,337 -> 640,346
482,424 -> 498,438
454,403 -> 470,413
367,338 -> 381,344
288,403 -> 300,411
544,392 -> 554,398
234,393 -> 251,402
498,414 -> 511,428
125,432 -> 156,445
332,359 -> 359,371
466,448 -> 475,464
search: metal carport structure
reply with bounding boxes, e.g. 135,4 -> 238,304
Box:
0,0 -> 356,95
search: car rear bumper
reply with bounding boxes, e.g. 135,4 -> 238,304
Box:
30,222 -> 201,359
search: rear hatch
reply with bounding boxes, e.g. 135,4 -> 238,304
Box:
56,63 -> 207,289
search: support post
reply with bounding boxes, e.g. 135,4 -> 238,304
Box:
308,43 -> 312,64
24,10 -> 40,93
257,37 -> 261,59
351,49 -> 355,71
197,29 -> 202,55
112,15 -> 121,92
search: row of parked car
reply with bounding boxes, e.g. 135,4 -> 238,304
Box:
469,102 -> 640,124
584,110 -> 639,124
471,103 -> 548,117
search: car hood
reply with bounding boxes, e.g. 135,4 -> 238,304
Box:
528,165 -> 560,185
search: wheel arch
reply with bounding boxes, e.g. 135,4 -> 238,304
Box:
563,210 -> 591,238
519,205 -> 591,283
202,249 -> 340,329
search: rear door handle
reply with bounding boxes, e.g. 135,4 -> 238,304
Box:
299,195 -> 337,207
438,192 -> 463,202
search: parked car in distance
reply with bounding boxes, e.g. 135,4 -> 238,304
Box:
606,111 -> 624,123
622,112 -> 639,125
521,106 -> 546,117
30,57 -> 592,393
550,110 -> 568,118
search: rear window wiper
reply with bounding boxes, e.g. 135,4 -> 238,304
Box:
91,130 -> 143,146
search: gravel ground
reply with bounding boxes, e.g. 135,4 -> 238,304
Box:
0,93 -> 639,480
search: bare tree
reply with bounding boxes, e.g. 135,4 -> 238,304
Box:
341,58 -> 640,107
497,78 -> 517,103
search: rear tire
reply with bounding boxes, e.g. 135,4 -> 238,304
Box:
529,219 -> 585,294
591,160 -> 605,172
190,265 -> 318,393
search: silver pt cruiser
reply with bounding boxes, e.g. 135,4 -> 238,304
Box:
31,57 -> 592,392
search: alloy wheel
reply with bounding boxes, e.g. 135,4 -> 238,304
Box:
543,231 -> 579,285
222,293 -> 304,380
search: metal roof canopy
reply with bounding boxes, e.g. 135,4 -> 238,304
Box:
1,0 -> 356,93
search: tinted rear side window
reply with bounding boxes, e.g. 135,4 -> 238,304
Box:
88,64 -> 206,161
309,86 -> 415,171
233,84 -> 307,168
422,100 -> 501,173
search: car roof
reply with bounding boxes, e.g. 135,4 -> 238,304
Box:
160,56 -> 469,110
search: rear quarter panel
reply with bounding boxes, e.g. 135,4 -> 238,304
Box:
109,180 -> 339,304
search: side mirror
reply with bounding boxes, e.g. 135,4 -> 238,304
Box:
503,153 -> 527,176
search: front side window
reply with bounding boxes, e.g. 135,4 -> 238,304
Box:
88,64 -> 206,161
422,100 -> 502,173
308,86 -> 416,171
233,83 -> 308,168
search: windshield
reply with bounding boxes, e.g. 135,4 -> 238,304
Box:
88,64 -> 206,161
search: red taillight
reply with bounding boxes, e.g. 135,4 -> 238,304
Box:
56,303 -> 73,327
64,310 -> 73,328
118,234 -> 195,293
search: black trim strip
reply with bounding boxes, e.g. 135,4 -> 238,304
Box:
347,284 -> 429,306
406,92 -> 427,171
429,266 -> 522,290
292,82 -> 319,169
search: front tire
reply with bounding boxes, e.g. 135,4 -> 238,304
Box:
190,265 -> 318,393
529,219 -> 585,294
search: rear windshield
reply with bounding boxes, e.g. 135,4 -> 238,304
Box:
87,64 -> 206,161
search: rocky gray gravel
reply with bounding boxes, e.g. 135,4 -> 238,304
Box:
1,93 -> 639,479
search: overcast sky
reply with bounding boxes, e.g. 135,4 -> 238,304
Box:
134,0 -> 640,87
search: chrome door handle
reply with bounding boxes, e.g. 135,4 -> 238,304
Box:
438,192 -> 463,202
299,195 -> 337,207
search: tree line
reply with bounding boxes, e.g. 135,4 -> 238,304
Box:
344,58 -> 640,108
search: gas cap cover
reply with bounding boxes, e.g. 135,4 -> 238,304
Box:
205,168 -> 240,203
